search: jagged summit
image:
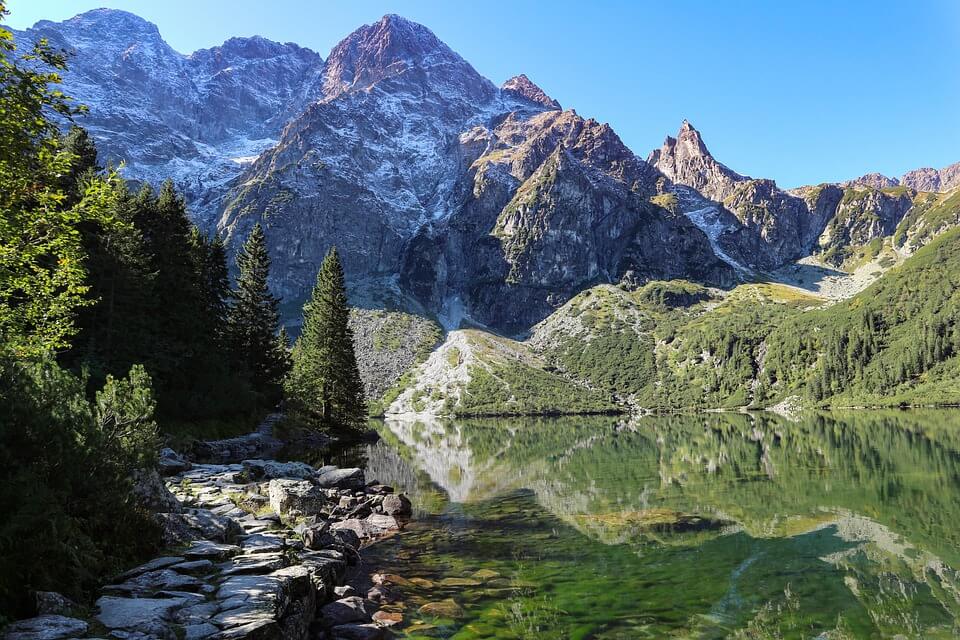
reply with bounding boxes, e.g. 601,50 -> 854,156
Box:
648,120 -> 746,202
40,7 -> 159,32
501,74 -> 561,110
320,13 -> 492,101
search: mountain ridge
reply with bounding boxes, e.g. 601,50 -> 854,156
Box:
12,9 -> 960,336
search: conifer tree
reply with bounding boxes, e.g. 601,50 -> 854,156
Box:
228,224 -> 287,404
286,247 -> 365,431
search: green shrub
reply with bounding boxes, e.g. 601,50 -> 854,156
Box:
0,356 -> 161,618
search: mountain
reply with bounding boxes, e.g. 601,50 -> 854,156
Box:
14,9 -> 960,343
212,15 -> 733,332
649,120 -> 960,272
845,161 -> 960,193
13,8 -> 322,224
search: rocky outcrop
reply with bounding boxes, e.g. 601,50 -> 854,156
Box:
647,120 -> 747,203
845,162 -> 960,194
401,111 -> 733,332
501,74 -> 561,110
2,453 -> 411,640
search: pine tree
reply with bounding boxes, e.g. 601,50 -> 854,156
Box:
227,223 -> 287,405
287,247 -> 365,431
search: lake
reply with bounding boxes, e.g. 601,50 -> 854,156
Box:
333,411 -> 960,638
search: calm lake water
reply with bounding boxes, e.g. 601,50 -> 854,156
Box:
332,411 -> 960,638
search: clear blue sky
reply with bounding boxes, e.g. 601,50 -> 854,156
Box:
7,0 -> 959,188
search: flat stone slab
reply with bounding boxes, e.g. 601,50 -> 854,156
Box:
183,540 -> 241,560
95,595 -> 189,629
217,553 -> 285,576
102,568 -> 204,596
1,614 -> 88,640
115,556 -> 186,581
240,534 -> 285,554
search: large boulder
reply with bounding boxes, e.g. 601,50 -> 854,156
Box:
156,510 -> 242,544
268,479 -> 325,521
159,447 -> 192,475
315,468 -> 365,490
132,468 -> 182,513
95,595 -> 192,637
241,460 -> 315,481
379,494 -> 412,517
319,596 -> 373,627
32,592 -> 76,617
1,615 -> 88,640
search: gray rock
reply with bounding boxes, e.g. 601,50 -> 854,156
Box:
183,623 -> 219,640
217,553 -> 285,576
333,585 -> 356,598
173,602 -> 219,625
330,623 -> 386,640
1,615 -> 88,640
379,494 -> 411,517
208,619 -> 280,640
240,533 -> 285,554
102,568 -> 204,597
315,468 -> 365,490
132,468 -> 182,513
267,479 -> 324,521
364,513 -> 399,534
33,592 -> 77,616
95,595 -> 188,631
183,540 -> 241,560
157,510 -> 242,544
116,556 -> 186,581
170,559 -> 214,575
241,460 -> 315,481
159,448 -> 191,476
319,597 -> 372,627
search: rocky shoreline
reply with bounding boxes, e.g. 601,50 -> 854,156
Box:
3,430 -> 412,640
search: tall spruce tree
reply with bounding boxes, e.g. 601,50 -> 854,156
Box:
228,223 -> 287,405
287,247 -> 365,431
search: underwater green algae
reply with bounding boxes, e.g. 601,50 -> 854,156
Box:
350,411 -> 960,638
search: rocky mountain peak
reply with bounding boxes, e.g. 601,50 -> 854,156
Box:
320,13 -> 490,100
501,74 -> 561,110
674,119 -> 712,160
647,120 -> 746,202
841,172 -> 899,190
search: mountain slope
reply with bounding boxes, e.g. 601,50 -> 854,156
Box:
214,16 -> 733,331
13,9 -> 322,225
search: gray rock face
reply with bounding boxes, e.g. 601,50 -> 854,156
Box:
316,467 -> 365,490
901,163 -> 960,192
401,111 -> 734,331
241,459 -> 315,481
846,162 -> 960,194
648,120 -> 747,203
32,592 -> 76,617
501,74 -> 561,110
268,479 -> 325,520
1,615 -> 87,640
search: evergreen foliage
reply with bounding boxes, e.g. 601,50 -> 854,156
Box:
227,223 -> 288,405
0,355 -> 161,618
286,247 -> 366,432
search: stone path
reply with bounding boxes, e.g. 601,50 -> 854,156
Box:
3,446 -> 412,640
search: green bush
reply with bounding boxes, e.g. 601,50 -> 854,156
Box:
0,356 -> 161,618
